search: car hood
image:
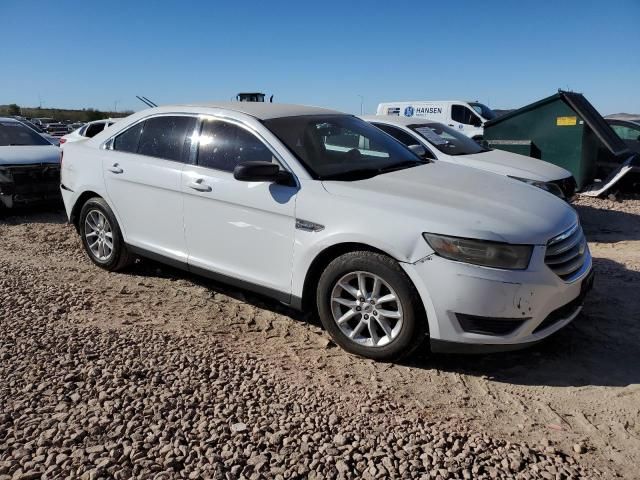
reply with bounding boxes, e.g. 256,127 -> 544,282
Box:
322,162 -> 577,245
0,145 -> 61,166
448,149 -> 572,182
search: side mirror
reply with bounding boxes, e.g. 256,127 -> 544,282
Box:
408,144 -> 427,158
233,161 -> 295,185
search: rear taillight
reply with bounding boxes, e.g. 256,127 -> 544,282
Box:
59,138 -> 67,144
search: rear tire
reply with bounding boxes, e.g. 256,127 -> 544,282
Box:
316,251 -> 426,361
78,197 -> 132,271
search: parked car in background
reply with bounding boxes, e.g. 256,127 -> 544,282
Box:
376,100 -> 497,140
60,119 -> 120,145
363,115 -> 576,199
606,118 -> 640,154
46,123 -> 71,138
60,103 -> 592,360
12,117 -> 60,146
32,118 -> 57,129
0,117 -> 61,210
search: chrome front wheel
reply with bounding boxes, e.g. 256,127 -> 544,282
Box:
330,271 -> 404,348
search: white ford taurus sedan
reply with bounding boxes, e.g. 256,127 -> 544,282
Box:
362,115 -> 577,200
60,103 -> 593,360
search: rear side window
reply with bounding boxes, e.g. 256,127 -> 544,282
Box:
197,120 -> 274,172
373,123 -> 419,146
113,122 -> 144,153
137,116 -> 197,162
85,122 -> 105,138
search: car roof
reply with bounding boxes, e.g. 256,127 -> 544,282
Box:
0,117 -> 20,123
171,102 -> 343,120
360,115 -> 444,127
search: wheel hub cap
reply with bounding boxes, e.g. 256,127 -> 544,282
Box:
330,271 -> 404,348
84,210 -> 114,262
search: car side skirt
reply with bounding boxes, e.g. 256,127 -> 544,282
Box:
127,245 -> 295,307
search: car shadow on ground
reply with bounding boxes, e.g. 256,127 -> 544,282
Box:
129,253 -> 640,389
0,204 -> 66,224
405,256 -> 640,388
576,202 -> 640,242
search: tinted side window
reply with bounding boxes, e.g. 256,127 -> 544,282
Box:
451,105 -> 481,126
137,116 -> 197,162
197,120 -> 274,172
373,123 -> 418,146
113,122 -> 144,153
85,123 -> 105,138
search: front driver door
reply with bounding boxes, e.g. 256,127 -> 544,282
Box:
182,117 -> 298,301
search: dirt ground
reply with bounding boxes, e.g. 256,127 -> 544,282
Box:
1,194 -> 638,478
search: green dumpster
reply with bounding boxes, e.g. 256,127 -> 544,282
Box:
483,91 -> 631,189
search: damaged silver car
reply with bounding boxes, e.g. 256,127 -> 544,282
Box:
0,117 -> 61,210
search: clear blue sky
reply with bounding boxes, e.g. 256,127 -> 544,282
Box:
2,0 -> 639,115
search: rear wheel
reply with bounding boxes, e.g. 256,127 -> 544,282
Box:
316,251 -> 426,361
78,197 -> 132,271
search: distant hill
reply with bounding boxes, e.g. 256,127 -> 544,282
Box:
0,104 -> 132,122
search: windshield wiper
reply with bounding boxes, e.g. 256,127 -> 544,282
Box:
322,160 -> 426,181
321,168 -> 382,181
377,159 -> 427,173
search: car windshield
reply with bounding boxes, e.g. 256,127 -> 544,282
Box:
263,115 -> 427,180
469,102 -> 496,120
409,122 -> 488,156
0,121 -> 51,146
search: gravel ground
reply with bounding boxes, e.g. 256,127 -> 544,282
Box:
1,194 -> 639,479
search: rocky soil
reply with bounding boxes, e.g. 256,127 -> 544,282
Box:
1,194 -> 639,479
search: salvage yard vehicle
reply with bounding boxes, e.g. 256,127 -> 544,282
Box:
60,103 -> 593,360
60,119 -> 120,145
376,100 -> 496,140
363,115 -> 576,199
0,117 -> 61,210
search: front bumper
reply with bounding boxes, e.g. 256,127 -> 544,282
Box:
401,245 -> 593,353
0,164 -> 61,209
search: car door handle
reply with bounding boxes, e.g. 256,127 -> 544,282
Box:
107,163 -> 123,174
187,179 -> 212,192
448,124 -> 455,127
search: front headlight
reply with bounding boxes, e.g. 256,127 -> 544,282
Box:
423,233 -> 533,270
509,176 -> 565,199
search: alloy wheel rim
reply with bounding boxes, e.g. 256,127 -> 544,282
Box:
330,271 -> 403,347
84,210 -> 113,261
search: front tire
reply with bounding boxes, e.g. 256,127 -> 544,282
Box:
316,251 -> 426,361
78,197 -> 132,271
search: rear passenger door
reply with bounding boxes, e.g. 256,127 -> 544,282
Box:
182,117 -> 298,300
102,114 -> 197,264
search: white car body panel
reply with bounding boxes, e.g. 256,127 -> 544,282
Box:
60,103 -> 592,352
362,115 -> 573,184
102,149 -> 187,263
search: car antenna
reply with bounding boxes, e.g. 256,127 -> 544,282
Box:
142,96 -> 158,107
136,96 -> 156,108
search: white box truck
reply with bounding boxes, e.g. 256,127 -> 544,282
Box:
376,100 -> 497,139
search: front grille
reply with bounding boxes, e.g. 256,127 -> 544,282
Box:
456,314 -> 528,336
545,223 -> 587,281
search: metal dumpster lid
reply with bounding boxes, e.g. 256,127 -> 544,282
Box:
485,91 -> 631,158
